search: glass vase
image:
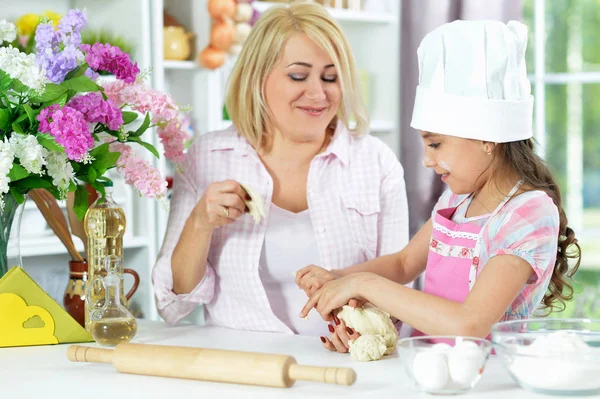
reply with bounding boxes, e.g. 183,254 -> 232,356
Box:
0,193 -> 25,278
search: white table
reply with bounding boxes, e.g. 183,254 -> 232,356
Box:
2,320 -> 598,398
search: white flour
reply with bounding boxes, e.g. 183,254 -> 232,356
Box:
506,331 -> 600,391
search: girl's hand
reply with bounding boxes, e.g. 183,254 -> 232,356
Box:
319,315 -> 361,353
300,273 -> 372,320
295,265 -> 338,296
193,180 -> 248,231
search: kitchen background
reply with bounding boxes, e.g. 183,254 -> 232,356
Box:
0,0 -> 597,322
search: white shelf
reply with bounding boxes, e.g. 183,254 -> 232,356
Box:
253,1 -> 397,23
163,60 -> 199,70
369,120 -> 395,132
9,235 -> 149,258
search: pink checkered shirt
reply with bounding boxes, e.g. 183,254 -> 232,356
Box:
152,122 -> 409,333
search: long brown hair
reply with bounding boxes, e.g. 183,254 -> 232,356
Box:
493,139 -> 581,312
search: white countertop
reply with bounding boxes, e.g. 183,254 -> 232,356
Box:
2,320 -> 598,398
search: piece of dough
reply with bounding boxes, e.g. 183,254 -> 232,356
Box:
336,303 -> 398,361
348,334 -> 388,361
239,182 -> 266,223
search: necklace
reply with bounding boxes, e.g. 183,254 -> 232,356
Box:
472,192 -> 493,213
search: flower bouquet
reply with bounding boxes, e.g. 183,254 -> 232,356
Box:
0,9 -> 190,277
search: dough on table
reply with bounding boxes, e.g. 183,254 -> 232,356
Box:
336,303 -> 398,361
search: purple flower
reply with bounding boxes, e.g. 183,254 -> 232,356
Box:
34,10 -> 87,83
80,43 -> 139,84
68,92 -> 124,131
57,9 -> 87,47
84,68 -> 99,81
37,104 -> 94,161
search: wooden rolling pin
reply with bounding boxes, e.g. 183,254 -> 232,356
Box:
67,343 -> 356,388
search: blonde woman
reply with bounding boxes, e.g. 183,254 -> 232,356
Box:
152,2 -> 409,339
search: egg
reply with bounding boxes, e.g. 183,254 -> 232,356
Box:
412,351 -> 449,391
431,343 -> 452,353
447,341 -> 485,386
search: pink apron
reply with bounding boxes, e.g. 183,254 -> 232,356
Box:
411,181 -> 523,338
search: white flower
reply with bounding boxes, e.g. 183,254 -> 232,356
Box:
0,137 -> 15,210
9,133 -> 48,176
46,151 -> 74,195
0,19 -> 17,44
0,46 -> 47,93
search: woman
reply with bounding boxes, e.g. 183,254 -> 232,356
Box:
152,2 -> 409,336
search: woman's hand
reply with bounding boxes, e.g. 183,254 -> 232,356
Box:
193,180 -> 248,231
295,265 -> 338,296
301,272 -> 376,320
319,315 -> 361,353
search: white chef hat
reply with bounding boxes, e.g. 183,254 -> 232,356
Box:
410,20 -> 534,143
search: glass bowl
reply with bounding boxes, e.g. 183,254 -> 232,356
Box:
397,336 -> 493,395
491,318 -> 600,396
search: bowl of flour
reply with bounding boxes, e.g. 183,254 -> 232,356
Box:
491,318 -> 600,396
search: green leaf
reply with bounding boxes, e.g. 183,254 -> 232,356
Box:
88,180 -> 105,199
87,166 -> 97,183
23,104 -> 37,125
62,76 -> 100,93
92,150 -> 121,172
72,184 -> 89,220
11,79 -> 28,94
135,140 -> 160,159
33,83 -> 67,102
0,72 -> 12,92
130,112 -> 151,137
11,122 -> 23,134
122,111 -> 138,125
0,108 -> 10,130
15,113 -> 28,124
9,187 -> 25,204
42,92 -> 69,108
7,163 -> 28,182
64,63 -> 89,81
37,133 -> 65,152
89,142 -> 109,158
16,176 -> 52,189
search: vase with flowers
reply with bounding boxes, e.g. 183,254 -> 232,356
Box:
0,9 -> 190,278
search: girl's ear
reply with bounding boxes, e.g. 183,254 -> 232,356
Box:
482,141 -> 495,155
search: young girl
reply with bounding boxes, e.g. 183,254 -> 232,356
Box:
296,19 -> 581,351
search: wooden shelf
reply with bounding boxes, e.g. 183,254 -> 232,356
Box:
253,2 -> 397,23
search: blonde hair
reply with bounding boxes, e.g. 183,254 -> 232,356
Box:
225,1 -> 369,148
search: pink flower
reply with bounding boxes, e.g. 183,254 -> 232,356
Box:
110,142 -> 167,198
461,248 -> 470,257
68,92 -> 124,131
81,43 -> 139,84
37,104 -> 94,161
158,119 -> 190,164
472,257 -> 480,267
101,80 -> 179,124
430,239 -> 438,249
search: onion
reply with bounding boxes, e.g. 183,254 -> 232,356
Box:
198,46 -> 227,69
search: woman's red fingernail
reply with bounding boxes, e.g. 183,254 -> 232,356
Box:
346,327 -> 354,335
333,315 -> 340,325
328,324 -> 335,333
320,336 -> 326,343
